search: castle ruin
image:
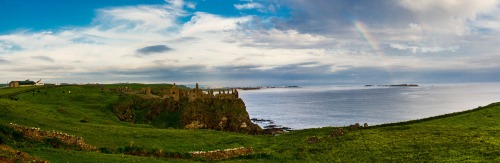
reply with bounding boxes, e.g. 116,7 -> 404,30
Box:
163,83 -> 239,102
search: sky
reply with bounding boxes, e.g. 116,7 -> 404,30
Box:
1,0 -> 500,86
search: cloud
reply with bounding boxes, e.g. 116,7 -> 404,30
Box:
390,43 -> 459,54
234,2 -> 264,10
187,3 -> 196,9
93,3 -> 185,32
31,56 -> 55,62
236,29 -> 333,49
1,1 -> 500,85
282,0 -> 413,34
397,0 -> 499,19
136,45 -> 173,55
0,58 -> 9,63
165,0 -> 184,8
181,12 -> 251,35
0,41 -> 21,53
396,0 -> 500,35
268,4 -> 276,13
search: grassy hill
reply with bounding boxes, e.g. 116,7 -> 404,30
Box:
1,85 -> 500,162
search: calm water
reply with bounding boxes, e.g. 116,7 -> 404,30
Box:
239,83 -> 500,129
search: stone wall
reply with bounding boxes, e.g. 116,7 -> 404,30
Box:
8,123 -> 96,151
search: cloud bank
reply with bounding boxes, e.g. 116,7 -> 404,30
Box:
1,0 -> 500,86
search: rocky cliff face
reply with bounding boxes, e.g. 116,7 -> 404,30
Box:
112,95 -> 262,134
181,98 -> 262,134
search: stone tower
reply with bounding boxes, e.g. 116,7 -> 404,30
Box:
170,83 -> 180,101
189,83 -> 203,102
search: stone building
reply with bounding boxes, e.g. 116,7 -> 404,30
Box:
188,83 -> 203,102
163,83 -> 181,101
9,80 -> 36,87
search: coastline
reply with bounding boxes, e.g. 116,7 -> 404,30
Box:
2,84 -> 500,161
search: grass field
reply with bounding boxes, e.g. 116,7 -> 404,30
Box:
1,85 -> 500,162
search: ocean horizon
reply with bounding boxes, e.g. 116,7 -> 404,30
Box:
239,83 -> 500,130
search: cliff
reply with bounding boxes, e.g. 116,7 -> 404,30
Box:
181,98 -> 261,134
112,93 -> 262,134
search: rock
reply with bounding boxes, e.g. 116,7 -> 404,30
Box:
330,128 -> 345,137
349,123 -> 360,130
263,128 -> 285,135
181,99 -> 262,134
185,121 -> 206,129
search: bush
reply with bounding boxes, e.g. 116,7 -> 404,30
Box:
234,153 -> 275,160
118,144 -> 148,156
99,147 -> 113,154
79,118 -> 89,123
0,124 -> 25,144
44,138 -> 64,148
0,124 -> 13,135
11,130 -> 24,141
0,134 -> 5,144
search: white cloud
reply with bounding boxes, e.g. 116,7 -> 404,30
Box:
234,2 -> 264,10
421,46 -> 459,53
236,29 -> 332,49
390,43 -> 419,53
165,0 -> 184,8
93,4 -> 185,32
181,12 -> 251,35
186,2 -> 196,9
390,43 -> 459,54
0,42 -> 13,53
397,0 -> 500,35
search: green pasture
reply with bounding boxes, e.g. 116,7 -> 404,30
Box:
1,85 -> 499,162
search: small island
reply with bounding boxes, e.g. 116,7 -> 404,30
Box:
365,84 -> 419,87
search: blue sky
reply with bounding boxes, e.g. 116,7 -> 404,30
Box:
1,0 -> 500,86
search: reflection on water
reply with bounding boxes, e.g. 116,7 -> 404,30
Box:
239,83 -> 500,129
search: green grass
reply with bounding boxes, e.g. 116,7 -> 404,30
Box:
25,148 -> 190,163
1,85 -> 500,162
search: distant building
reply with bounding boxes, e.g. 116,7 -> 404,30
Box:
9,79 -> 36,87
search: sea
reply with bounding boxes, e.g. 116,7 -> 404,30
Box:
238,83 -> 500,130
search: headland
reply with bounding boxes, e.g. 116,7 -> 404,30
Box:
0,83 -> 499,162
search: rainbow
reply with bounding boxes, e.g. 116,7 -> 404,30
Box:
352,20 -> 393,73
353,20 -> 383,54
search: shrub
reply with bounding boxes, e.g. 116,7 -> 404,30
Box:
0,134 -> 5,144
99,147 -> 113,154
120,144 -> 148,156
11,130 -> 24,141
0,124 -> 14,135
44,137 -> 64,148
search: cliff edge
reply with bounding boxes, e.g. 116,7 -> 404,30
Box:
111,84 -> 262,134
